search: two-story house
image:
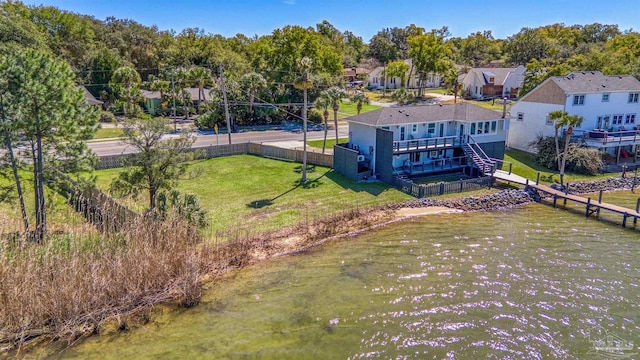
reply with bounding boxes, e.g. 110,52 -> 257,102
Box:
334,103 -> 509,183
459,66 -> 525,100
507,71 -> 640,162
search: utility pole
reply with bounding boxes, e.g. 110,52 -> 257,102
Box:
301,70 -> 308,183
171,70 -> 177,132
220,64 -> 232,144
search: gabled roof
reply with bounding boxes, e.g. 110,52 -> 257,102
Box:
549,71 -> 640,93
461,67 -> 517,86
141,89 -> 161,100
79,86 -> 103,105
346,102 -> 503,127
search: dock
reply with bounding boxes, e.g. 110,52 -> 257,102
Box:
492,170 -> 640,227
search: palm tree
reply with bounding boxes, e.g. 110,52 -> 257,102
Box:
314,95 -> 331,153
293,57 -> 313,183
548,110 -> 565,172
148,75 -> 170,114
350,91 -> 370,115
391,88 -> 412,105
323,86 -> 348,143
110,66 -> 141,118
187,66 -> 211,114
548,110 -> 584,185
240,72 -> 267,118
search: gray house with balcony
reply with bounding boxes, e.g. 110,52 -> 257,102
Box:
334,103 -> 510,183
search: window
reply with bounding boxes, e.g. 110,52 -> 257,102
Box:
427,123 -> 436,135
412,124 -> 417,132
484,121 -> 490,134
517,112 -> 524,121
613,114 -> 624,125
625,114 -> 636,124
602,93 -> 610,102
477,122 -> 484,134
489,77 -> 495,83
491,121 -> 497,133
470,123 -> 476,135
629,93 -> 639,103
545,115 -> 553,125
573,95 -> 585,105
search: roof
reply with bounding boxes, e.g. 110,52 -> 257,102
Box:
346,102 -> 504,127
80,86 -> 103,105
343,67 -> 371,77
141,87 -> 212,101
461,67 -> 517,86
549,71 -> 640,93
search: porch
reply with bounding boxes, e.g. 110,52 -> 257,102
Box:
575,129 -> 640,148
392,155 -> 467,176
393,135 -> 461,154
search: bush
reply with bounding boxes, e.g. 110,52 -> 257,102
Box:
530,135 -> 602,175
566,145 -> 603,175
99,111 -> 116,123
307,109 -> 323,123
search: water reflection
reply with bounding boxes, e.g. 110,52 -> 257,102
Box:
38,201 -> 640,359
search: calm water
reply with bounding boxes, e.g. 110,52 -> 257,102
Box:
37,192 -> 640,359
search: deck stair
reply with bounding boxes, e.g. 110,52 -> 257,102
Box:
463,138 -> 496,175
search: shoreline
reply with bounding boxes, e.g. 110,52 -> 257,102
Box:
4,177 -> 636,355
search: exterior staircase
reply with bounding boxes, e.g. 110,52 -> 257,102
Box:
463,138 -> 497,176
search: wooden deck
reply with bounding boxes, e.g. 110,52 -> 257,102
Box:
492,170 -> 640,227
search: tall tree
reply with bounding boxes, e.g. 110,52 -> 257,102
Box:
293,57 -> 313,183
187,66 -> 211,114
408,31 -> 451,96
314,95 -> 331,153
239,72 -> 267,116
504,27 -> 550,65
547,111 -> 584,185
350,91 -> 370,115
110,117 -> 195,211
385,60 -> 409,88
323,87 -> 348,143
0,49 -> 99,241
110,66 -> 142,118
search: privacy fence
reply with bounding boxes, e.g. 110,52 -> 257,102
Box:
53,171 -> 139,232
392,176 -> 494,198
95,142 -> 334,170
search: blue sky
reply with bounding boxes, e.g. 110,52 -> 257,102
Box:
22,0 -> 640,41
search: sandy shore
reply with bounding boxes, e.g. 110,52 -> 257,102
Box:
395,206 -> 463,218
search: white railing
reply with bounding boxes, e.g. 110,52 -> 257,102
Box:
392,136 -> 459,153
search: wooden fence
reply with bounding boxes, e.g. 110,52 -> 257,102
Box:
392,176 -> 494,198
53,171 -> 139,232
96,142 -> 333,170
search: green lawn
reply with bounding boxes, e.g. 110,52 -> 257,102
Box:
337,101 -> 381,119
93,127 -> 124,140
502,148 -> 617,184
307,138 -> 348,149
464,99 -> 509,112
94,155 -> 412,234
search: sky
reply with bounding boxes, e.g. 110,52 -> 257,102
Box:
21,0 -> 640,41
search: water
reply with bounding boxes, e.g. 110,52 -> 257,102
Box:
36,195 -> 640,359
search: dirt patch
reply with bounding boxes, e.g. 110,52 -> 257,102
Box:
395,206 -> 462,218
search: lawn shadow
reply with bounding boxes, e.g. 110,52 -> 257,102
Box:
325,171 -> 392,196
245,170 -> 329,209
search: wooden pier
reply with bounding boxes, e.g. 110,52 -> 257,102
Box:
493,170 -> 640,228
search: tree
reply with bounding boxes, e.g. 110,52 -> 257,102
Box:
390,88 -> 412,105
293,57 -> 313,183
504,27 -> 550,65
187,66 -> 211,114
323,87 -> 348,143
459,31 -> 501,66
0,49 -> 99,241
350,91 -> 370,115
239,72 -> 267,116
110,66 -> 142,118
314,95 -> 331,153
547,110 -> 584,185
385,60 -> 409,88
110,117 -> 195,211
408,31 -> 451,97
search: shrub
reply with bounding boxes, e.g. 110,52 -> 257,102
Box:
307,109 -> 323,123
530,134 -> 559,170
566,145 -> 603,175
99,111 -> 116,123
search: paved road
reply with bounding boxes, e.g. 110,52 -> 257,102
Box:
88,124 -> 350,156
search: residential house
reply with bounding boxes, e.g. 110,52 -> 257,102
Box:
343,67 -> 371,83
80,86 -> 103,107
367,59 -> 442,90
334,103 -> 510,183
507,71 -> 640,162
459,65 -> 525,99
141,87 -> 211,116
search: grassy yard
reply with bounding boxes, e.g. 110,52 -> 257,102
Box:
502,148 -> 618,184
92,126 -> 124,140
463,99 -> 509,112
93,155 -> 412,234
337,101 -> 381,119
307,138 -> 348,149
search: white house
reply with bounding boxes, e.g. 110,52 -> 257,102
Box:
367,59 -> 442,90
507,71 -> 640,160
333,103 -> 510,183
459,65 -> 525,99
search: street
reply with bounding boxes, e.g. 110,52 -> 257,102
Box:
88,124 -> 350,156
